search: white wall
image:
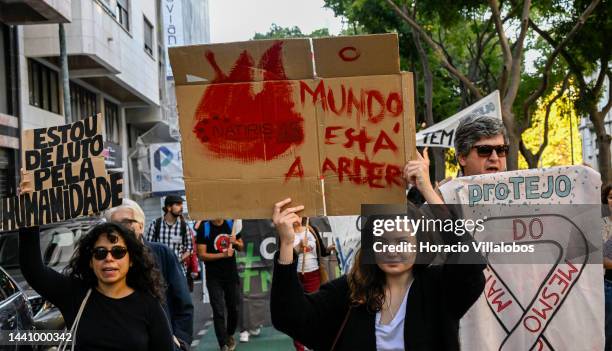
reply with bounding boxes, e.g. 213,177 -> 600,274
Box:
22,0 -> 160,106
18,27 -> 66,130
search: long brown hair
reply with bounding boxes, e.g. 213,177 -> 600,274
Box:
347,205 -> 434,312
347,249 -> 387,312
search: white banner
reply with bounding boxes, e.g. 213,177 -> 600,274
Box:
162,0 -> 184,77
150,143 -> 185,194
416,90 -> 502,148
439,165 -> 604,351
324,216 -> 362,274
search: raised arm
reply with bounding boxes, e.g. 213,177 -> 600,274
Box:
270,198 -> 348,350
19,226 -> 76,311
403,147 -> 444,205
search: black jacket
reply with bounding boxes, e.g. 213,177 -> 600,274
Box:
271,225 -> 486,351
145,241 -> 194,344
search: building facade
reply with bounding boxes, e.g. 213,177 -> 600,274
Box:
3,0 -> 208,220
0,0 -> 71,197
0,0 -> 174,199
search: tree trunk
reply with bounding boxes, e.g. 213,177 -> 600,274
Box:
502,106 -> 520,170
413,31 -> 446,181
591,109 -> 612,184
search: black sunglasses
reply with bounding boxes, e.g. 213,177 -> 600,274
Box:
472,144 -> 509,157
92,246 -> 128,260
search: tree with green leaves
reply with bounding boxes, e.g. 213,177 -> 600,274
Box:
528,0 -> 610,183
323,0 -> 604,180
253,24 -> 330,39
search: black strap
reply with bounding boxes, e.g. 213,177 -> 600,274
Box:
180,216 -> 187,237
179,216 -> 188,249
154,217 -> 161,242
330,307 -> 351,351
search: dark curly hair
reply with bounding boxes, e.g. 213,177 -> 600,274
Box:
65,222 -> 166,302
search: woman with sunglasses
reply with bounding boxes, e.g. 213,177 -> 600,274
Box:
19,222 -> 175,350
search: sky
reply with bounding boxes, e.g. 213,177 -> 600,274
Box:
208,0 -> 345,43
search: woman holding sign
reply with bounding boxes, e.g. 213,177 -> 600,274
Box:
270,148 -> 486,351
19,221 -> 175,351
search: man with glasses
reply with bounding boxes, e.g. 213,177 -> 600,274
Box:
105,199 -> 194,350
454,115 -> 508,176
403,115 -> 507,204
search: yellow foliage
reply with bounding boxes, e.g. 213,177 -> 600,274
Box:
445,148 -> 460,177
518,83 -> 582,169
443,83 -> 581,178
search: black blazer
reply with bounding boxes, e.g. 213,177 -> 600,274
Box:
271,246 -> 485,350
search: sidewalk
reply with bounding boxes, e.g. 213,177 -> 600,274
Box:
196,326 -> 292,351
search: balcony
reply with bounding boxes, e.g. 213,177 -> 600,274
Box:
22,0 -> 159,106
0,0 -> 70,24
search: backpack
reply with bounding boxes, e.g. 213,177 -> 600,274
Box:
198,220 -> 234,240
153,216 -> 187,242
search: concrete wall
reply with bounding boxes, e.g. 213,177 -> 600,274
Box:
43,0 -> 72,21
22,0 -> 159,105
18,27 -> 66,129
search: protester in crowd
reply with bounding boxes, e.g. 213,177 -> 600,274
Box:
269,139 -> 487,350
453,115 -> 508,177
291,219 -> 335,351
270,204 -> 484,349
145,195 -> 193,275
19,222 -> 174,350
196,219 -> 244,351
405,115 -> 507,207
105,199 -> 194,349
602,184 -> 612,350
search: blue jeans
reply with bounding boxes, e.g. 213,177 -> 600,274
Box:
605,279 -> 612,351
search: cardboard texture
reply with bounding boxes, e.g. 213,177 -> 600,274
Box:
170,34 -> 416,219
169,38 -> 314,86
312,34 -> 400,78
22,156 -> 108,191
0,114 -> 122,231
21,114 -> 105,167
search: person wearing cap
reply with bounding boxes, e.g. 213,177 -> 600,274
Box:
145,195 -> 194,275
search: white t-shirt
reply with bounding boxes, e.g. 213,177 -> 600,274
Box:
375,284 -> 412,351
293,228 -> 319,273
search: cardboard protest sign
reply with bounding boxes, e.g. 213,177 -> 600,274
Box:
439,166 -> 604,351
169,34 -> 416,219
416,90 -> 501,148
0,115 -> 123,231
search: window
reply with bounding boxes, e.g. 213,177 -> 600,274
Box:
69,82 -> 98,122
144,16 -> 153,56
28,59 -> 60,114
116,0 -> 129,31
104,99 -> 120,143
0,269 -> 18,301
